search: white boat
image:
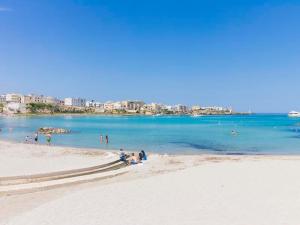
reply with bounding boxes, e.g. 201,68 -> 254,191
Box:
288,111 -> 300,117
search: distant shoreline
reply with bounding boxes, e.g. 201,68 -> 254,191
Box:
0,112 -> 252,117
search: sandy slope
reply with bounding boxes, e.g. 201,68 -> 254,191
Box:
0,141 -> 116,176
1,141 -> 300,225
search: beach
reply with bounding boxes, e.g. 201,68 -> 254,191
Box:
1,141 -> 300,225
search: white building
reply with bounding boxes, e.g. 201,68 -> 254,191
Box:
45,96 -> 62,105
191,105 -> 201,111
121,100 -> 145,112
86,101 -> 104,108
113,101 -> 124,110
21,94 -> 46,104
64,98 -> 86,107
19,94 -> 61,105
200,106 -> 224,111
86,101 -> 93,107
161,104 -> 176,112
174,104 -> 188,113
0,95 -> 6,104
141,103 -> 163,113
104,101 -> 115,111
5,93 -> 22,103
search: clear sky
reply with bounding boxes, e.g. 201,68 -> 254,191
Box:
0,0 -> 300,112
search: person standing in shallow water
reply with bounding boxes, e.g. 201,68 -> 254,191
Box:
105,135 -> 109,144
100,134 -> 103,144
34,132 -> 39,143
46,134 -> 52,145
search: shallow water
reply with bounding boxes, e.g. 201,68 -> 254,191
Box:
0,114 -> 300,154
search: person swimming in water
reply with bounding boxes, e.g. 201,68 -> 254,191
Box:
231,130 -> 238,136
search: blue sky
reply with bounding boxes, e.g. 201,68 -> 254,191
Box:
0,0 -> 300,112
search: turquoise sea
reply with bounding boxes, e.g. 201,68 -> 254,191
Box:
1,114 -> 300,155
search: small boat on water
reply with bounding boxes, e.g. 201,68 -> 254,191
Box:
288,111 -> 300,117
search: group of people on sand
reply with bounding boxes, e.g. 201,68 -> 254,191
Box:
119,149 -> 147,165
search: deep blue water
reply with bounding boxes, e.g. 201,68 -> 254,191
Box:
1,114 -> 300,154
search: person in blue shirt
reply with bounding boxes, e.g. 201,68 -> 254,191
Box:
119,148 -> 128,164
141,150 -> 147,160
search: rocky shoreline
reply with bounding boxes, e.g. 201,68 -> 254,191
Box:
38,127 -> 71,134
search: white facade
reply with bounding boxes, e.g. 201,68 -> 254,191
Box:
20,94 -> 62,105
21,94 -> 45,104
86,101 -> 104,108
64,98 -> 86,107
5,93 -> 22,103
0,95 -> 6,103
113,102 -> 123,110
141,103 -> 163,113
174,104 -> 188,113
45,96 -> 62,105
121,100 -> 145,111
192,105 -> 201,111
104,101 -> 114,111
201,106 -> 224,111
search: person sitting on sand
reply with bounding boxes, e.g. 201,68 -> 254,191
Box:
139,151 -> 143,161
141,150 -> 147,160
129,153 -> 138,165
120,148 -> 127,161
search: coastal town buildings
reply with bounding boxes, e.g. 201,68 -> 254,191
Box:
165,105 -> 175,112
191,106 -> 233,115
174,104 -> 188,113
0,92 -> 237,115
191,105 -> 201,111
5,93 -> 22,103
20,94 -> 62,105
86,101 -> 104,108
121,100 -> 145,112
141,103 -> 164,114
86,101 -> 105,113
21,94 -> 46,104
113,102 -> 123,110
200,106 -> 224,111
0,95 -> 6,104
64,98 -> 86,107
45,96 -> 63,105
103,101 -> 115,112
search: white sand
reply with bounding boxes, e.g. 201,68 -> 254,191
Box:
1,141 -> 300,225
0,141 -> 116,176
